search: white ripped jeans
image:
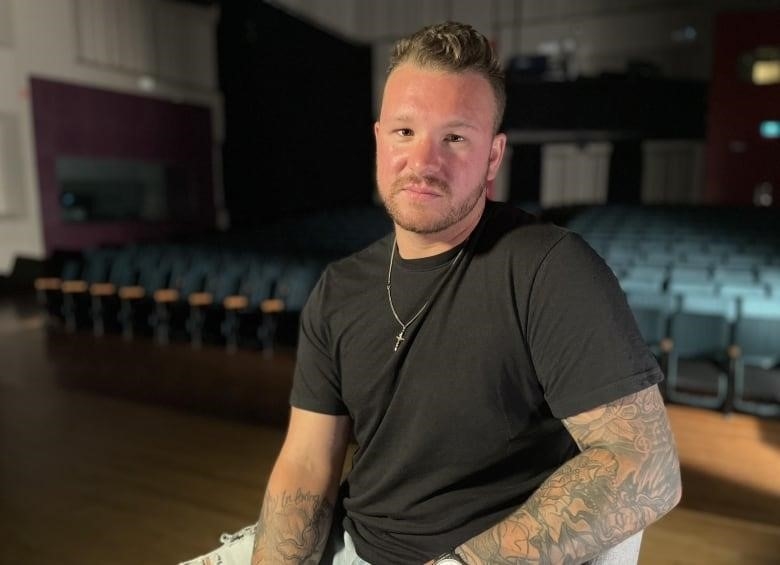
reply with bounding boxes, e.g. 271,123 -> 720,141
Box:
179,522 -> 371,565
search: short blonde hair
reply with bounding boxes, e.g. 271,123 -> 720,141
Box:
388,21 -> 505,132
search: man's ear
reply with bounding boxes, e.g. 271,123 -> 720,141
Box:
486,132 -> 507,181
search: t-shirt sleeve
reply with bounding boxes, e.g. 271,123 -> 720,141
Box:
526,232 -> 663,419
289,270 -> 349,415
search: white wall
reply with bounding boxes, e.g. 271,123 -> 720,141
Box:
0,0 -> 221,275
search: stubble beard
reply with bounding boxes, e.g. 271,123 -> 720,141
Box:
380,174 -> 488,235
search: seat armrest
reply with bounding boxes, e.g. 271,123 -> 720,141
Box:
34,277 -> 63,291
261,298 -> 285,313
154,288 -> 180,303
224,295 -> 249,310
119,286 -> 146,300
188,292 -> 213,306
61,280 -> 88,294
90,282 -> 117,296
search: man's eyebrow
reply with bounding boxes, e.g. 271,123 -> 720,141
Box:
386,115 -> 479,130
444,120 -> 479,130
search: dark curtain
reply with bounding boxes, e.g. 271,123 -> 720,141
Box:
218,0 -> 374,228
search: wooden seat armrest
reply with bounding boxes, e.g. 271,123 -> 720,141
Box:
153,288 -> 180,303
90,282 -> 117,296
118,286 -> 146,300
261,298 -> 286,314
660,338 -> 674,353
34,277 -> 63,291
61,280 -> 89,294
224,295 -> 249,310
188,292 -> 213,307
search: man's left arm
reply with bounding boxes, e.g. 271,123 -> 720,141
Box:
456,385 -> 682,565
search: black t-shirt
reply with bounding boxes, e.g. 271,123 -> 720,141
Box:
290,201 -> 662,564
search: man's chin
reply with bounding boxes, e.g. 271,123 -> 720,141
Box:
382,201 -> 436,232
388,212 -> 451,235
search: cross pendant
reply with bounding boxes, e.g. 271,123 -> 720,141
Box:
394,330 -> 405,351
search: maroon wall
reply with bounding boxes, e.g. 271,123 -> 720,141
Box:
705,11 -> 780,205
31,77 -> 215,253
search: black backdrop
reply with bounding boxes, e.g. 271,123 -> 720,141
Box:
218,0 -> 374,228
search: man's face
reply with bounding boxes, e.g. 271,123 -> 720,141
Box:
374,64 -> 506,235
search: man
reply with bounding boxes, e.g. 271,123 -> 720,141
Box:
197,21 -> 681,565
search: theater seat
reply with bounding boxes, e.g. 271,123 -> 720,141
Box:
152,257 -> 210,344
664,295 -> 735,411
34,256 -> 81,321
186,257 -> 247,348
60,249 -> 113,332
730,297 -> 780,417
221,257 -> 284,352
257,260 -> 322,356
89,249 -> 137,336
118,251 -> 171,339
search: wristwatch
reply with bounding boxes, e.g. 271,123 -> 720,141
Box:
433,551 -> 468,564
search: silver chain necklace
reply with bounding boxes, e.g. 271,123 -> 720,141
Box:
386,237 -> 465,352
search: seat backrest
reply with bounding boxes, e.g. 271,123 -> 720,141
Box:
626,292 -> 677,346
274,261 -> 323,311
712,267 -> 755,284
137,256 -> 171,292
79,249 -> 113,283
680,294 -> 738,322
107,250 -> 138,287
668,279 -> 718,298
243,258 -> 285,307
719,282 -> 768,300
734,297 -> 780,367
209,258 -> 248,302
670,311 -> 731,357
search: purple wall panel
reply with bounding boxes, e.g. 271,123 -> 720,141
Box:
30,77 -> 215,253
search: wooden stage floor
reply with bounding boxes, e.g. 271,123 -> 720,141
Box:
1,294 -> 779,564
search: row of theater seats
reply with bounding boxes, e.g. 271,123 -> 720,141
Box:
35,245 -> 324,354
568,205 -> 780,418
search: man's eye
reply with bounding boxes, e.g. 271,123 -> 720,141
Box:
396,128 -> 413,137
445,134 -> 464,142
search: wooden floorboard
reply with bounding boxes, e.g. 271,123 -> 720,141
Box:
1,294 -> 779,564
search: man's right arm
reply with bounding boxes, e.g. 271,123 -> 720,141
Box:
251,407 -> 352,565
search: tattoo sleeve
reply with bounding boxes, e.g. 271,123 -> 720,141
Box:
458,386 -> 681,564
251,488 -> 334,565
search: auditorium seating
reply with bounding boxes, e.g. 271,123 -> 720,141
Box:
35,245 -> 327,354
568,204 -> 780,417
33,203 -> 778,417
33,205 -> 393,353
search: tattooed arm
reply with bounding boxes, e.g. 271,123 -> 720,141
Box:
251,407 -> 351,565
457,386 -> 681,565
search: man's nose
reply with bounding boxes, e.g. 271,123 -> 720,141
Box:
408,136 -> 442,174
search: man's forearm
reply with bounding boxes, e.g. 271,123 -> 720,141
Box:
457,447 -> 675,564
457,389 -> 681,564
251,486 -> 335,565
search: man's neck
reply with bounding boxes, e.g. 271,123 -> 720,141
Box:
394,199 -> 487,259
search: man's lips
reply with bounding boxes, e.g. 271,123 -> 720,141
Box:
399,183 -> 444,198
400,184 -> 443,197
